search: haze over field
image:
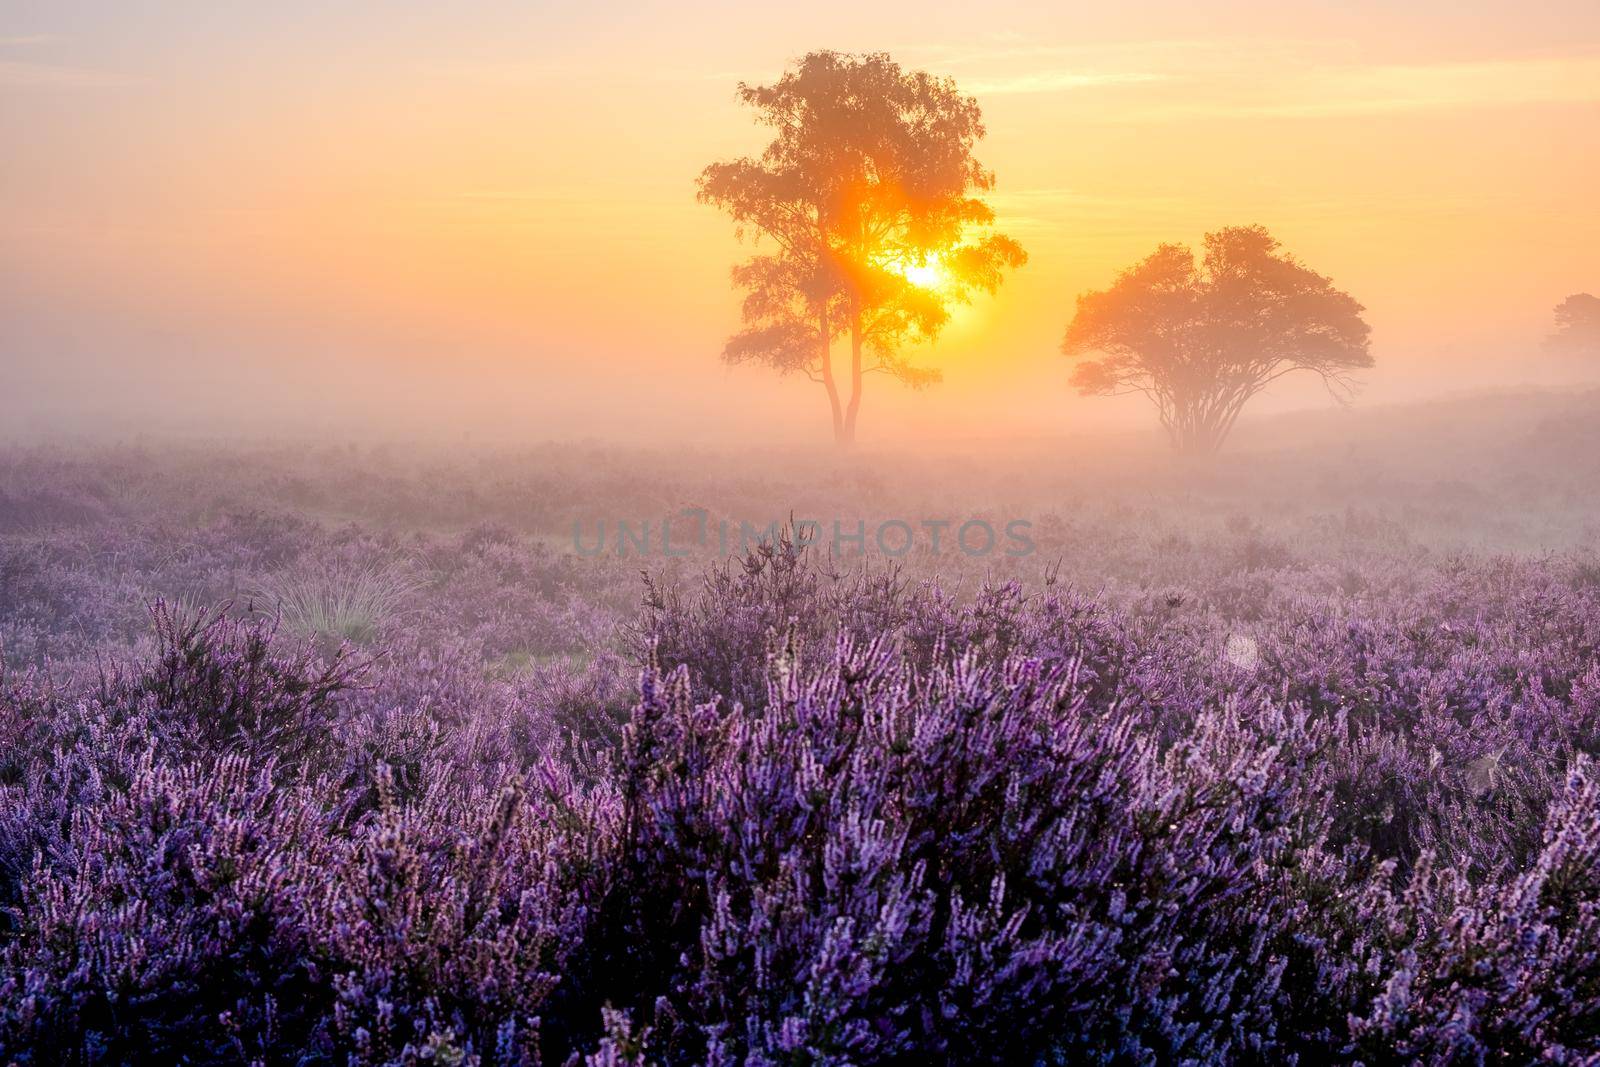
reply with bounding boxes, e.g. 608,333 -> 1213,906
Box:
3,1 -> 1598,443
8,7 -> 1600,1061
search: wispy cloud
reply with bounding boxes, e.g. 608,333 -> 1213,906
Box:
965,70 -> 1166,95
426,61 -> 582,85
0,59 -> 133,88
0,34 -> 57,47
1076,53 -> 1600,124
1242,55 -> 1600,118
433,60 -> 741,88
888,38 -> 1312,100
894,37 -> 1600,117
891,38 -> 1261,69
430,42 -> 1600,129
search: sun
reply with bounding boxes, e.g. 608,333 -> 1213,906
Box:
890,254 -> 947,290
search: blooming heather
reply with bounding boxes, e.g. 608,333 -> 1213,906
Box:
1,449 -> 1599,1062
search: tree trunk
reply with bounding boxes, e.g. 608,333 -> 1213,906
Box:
841,303 -> 863,446
819,305 -> 845,444
1170,392 -> 1233,456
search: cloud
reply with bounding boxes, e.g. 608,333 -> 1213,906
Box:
1028,51 -> 1600,121
891,38 -> 1244,69
0,60 -> 132,88
434,60 -> 747,88
965,70 -> 1167,95
426,61 -> 583,85
893,37 -> 1600,116
0,34 -> 57,46
1246,55 -> 1600,117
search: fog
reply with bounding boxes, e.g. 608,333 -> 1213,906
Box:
4,3 -> 1599,448
8,9 -> 1600,1054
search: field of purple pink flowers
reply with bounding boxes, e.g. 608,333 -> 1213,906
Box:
3,394 -> 1600,1064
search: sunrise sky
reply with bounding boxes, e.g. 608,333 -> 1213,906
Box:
3,1 -> 1598,443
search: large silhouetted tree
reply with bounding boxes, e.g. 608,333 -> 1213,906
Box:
699,51 -> 1025,445
1546,293 -> 1600,357
1062,225 -> 1372,455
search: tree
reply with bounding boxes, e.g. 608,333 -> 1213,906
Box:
1546,293 -> 1600,357
1062,225 -> 1372,455
699,51 -> 1025,445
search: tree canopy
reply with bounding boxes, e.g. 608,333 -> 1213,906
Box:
1547,293 -> 1600,357
699,50 -> 1025,444
1062,225 -> 1372,454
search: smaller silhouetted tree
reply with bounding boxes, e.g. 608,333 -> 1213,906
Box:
1546,293 -> 1600,357
1062,225 -> 1372,455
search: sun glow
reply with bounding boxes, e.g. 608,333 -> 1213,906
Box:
891,255 -> 947,290
883,250 -> 986,332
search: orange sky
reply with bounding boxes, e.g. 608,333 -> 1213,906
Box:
3,3 -> 1598,443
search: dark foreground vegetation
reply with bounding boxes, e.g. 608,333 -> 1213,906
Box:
2,394 -> 1600,1064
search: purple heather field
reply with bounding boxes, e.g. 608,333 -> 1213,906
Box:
7,8 -> 1600,1061
2,392 -> 1600,1065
